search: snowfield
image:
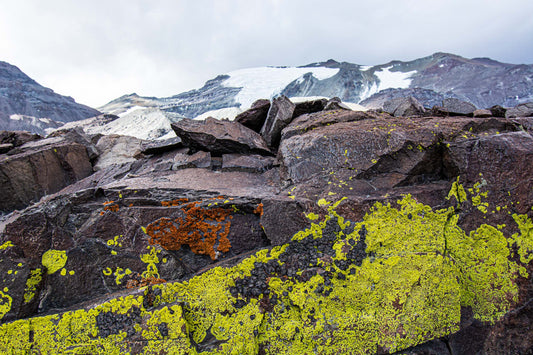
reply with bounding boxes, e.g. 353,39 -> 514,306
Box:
223,66 -> 340,110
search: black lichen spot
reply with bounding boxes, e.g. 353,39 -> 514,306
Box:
96,306 -> 142,338
158,323 -> 169,337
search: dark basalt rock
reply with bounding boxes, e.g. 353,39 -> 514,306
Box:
172,117 -> 272,156
323,97 -> 352,111
260,95 -> 295,148
141,137 -> 182,155
383,96 -> 426,117
221,153 -> 275,173
506,102 -> 533,118
292,98 -> 327,119
259,198 -> 310,246
234,99 -> 271,132
0,130 -> 41,149
0,136 -> 93,212
489,105 -> 507,118
441,98 -> 477,116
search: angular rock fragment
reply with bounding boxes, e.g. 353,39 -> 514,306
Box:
234,99 -> 271,132
221,153 -> 275,173
383,96 -> 425,117
441,98 -> 477,116
260,95 -> 295,148
172,117 -> 272,156
141,137 -> 182,155
292,98 -> 327,118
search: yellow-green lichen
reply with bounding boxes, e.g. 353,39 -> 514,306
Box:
0,289 -> 12,320
0,241 -> 13,251
23,268 -> 42,303
1,182 -> 532,354
41,249 -> 67,275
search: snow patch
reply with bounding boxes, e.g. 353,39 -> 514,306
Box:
374,66 -> 416,91
117,105 -> 146,118
359,65 -> 372,71
9,114 -> 23,121
193,107 -> 243,121
223,66 -> 339,110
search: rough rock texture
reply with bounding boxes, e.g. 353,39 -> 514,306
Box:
506,102 -> 533,118
94,134 -> 144,171
141,137 -> 182,155
0,130 -> 41,149
489,105 -> 507,118
441,98 -> 477,116
234,99 -> 271,132
172,117 -> 272,156
473,109 -> 492,118
0,135 -> 93,212
383,96 -> 426,117
0,106 -> 533,354
323,97 -> 352,111
260,95 -> 296,148
292,98 -> 328,118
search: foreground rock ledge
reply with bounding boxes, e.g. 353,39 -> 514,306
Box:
0,183 -> 532,354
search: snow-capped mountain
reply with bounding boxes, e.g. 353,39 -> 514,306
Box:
97,53 -> 533,135
0,61 -> 100,134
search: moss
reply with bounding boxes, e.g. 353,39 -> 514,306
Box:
41,249 -> 67,274
1,182 -> 532,354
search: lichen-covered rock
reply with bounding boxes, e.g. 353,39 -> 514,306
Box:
383,96 -> 425,117
0,183 -> 531,354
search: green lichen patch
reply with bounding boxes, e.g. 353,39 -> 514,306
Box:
23,268 -> 43,304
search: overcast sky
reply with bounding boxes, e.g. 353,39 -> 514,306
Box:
1,0 -> 533,108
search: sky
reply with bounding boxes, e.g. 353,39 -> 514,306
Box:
1,0 -> 533,108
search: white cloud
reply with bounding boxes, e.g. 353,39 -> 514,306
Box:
1,0 -> 532,107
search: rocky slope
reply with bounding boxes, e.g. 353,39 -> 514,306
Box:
0,97 -> 532,354
0,61 -> 101,134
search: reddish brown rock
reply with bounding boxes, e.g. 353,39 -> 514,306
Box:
260,95 -> 295,148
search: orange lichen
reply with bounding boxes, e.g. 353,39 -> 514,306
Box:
101,200 -> 119,213
161,198 -> 189,207
126,276 -> 167,289
254,203 -> 264,216
146,201 -> 232,260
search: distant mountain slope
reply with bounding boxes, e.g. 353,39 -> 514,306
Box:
0,61 -> 100,133
100,52 -> 533,122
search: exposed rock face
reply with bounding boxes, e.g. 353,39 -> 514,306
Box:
260,95 -> 296,148
383,96 -> 425,117
172,117 -> 272,156
94,134 -> 144,171
473,109 -> 492,118
292,98 -> 327,118
0,106 -> 532,354
0,135 -> 93,212
234,99 -> 270,132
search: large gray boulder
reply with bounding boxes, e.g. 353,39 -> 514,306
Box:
441,98 -> 477,116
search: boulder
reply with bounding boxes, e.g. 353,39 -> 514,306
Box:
441,98 -> 477,116
172,117 -> 272,156
489,105 -> 507,118
94,134 -> 144,171
234,99 -> 270,132
292,98 -> 328,119
473,109 -> 492,118
324,97 -> 352,111
221,153 -> 275,173
171,151 -> 211,170
0,136 -> 93,212
0,130 -> 41,149
505,102 -> 533,118
259,95 -> 295,148
141,137 -> 182,155
383,96 -> 425,117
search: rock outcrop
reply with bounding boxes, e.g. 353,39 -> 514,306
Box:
0,102 -> 532,355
